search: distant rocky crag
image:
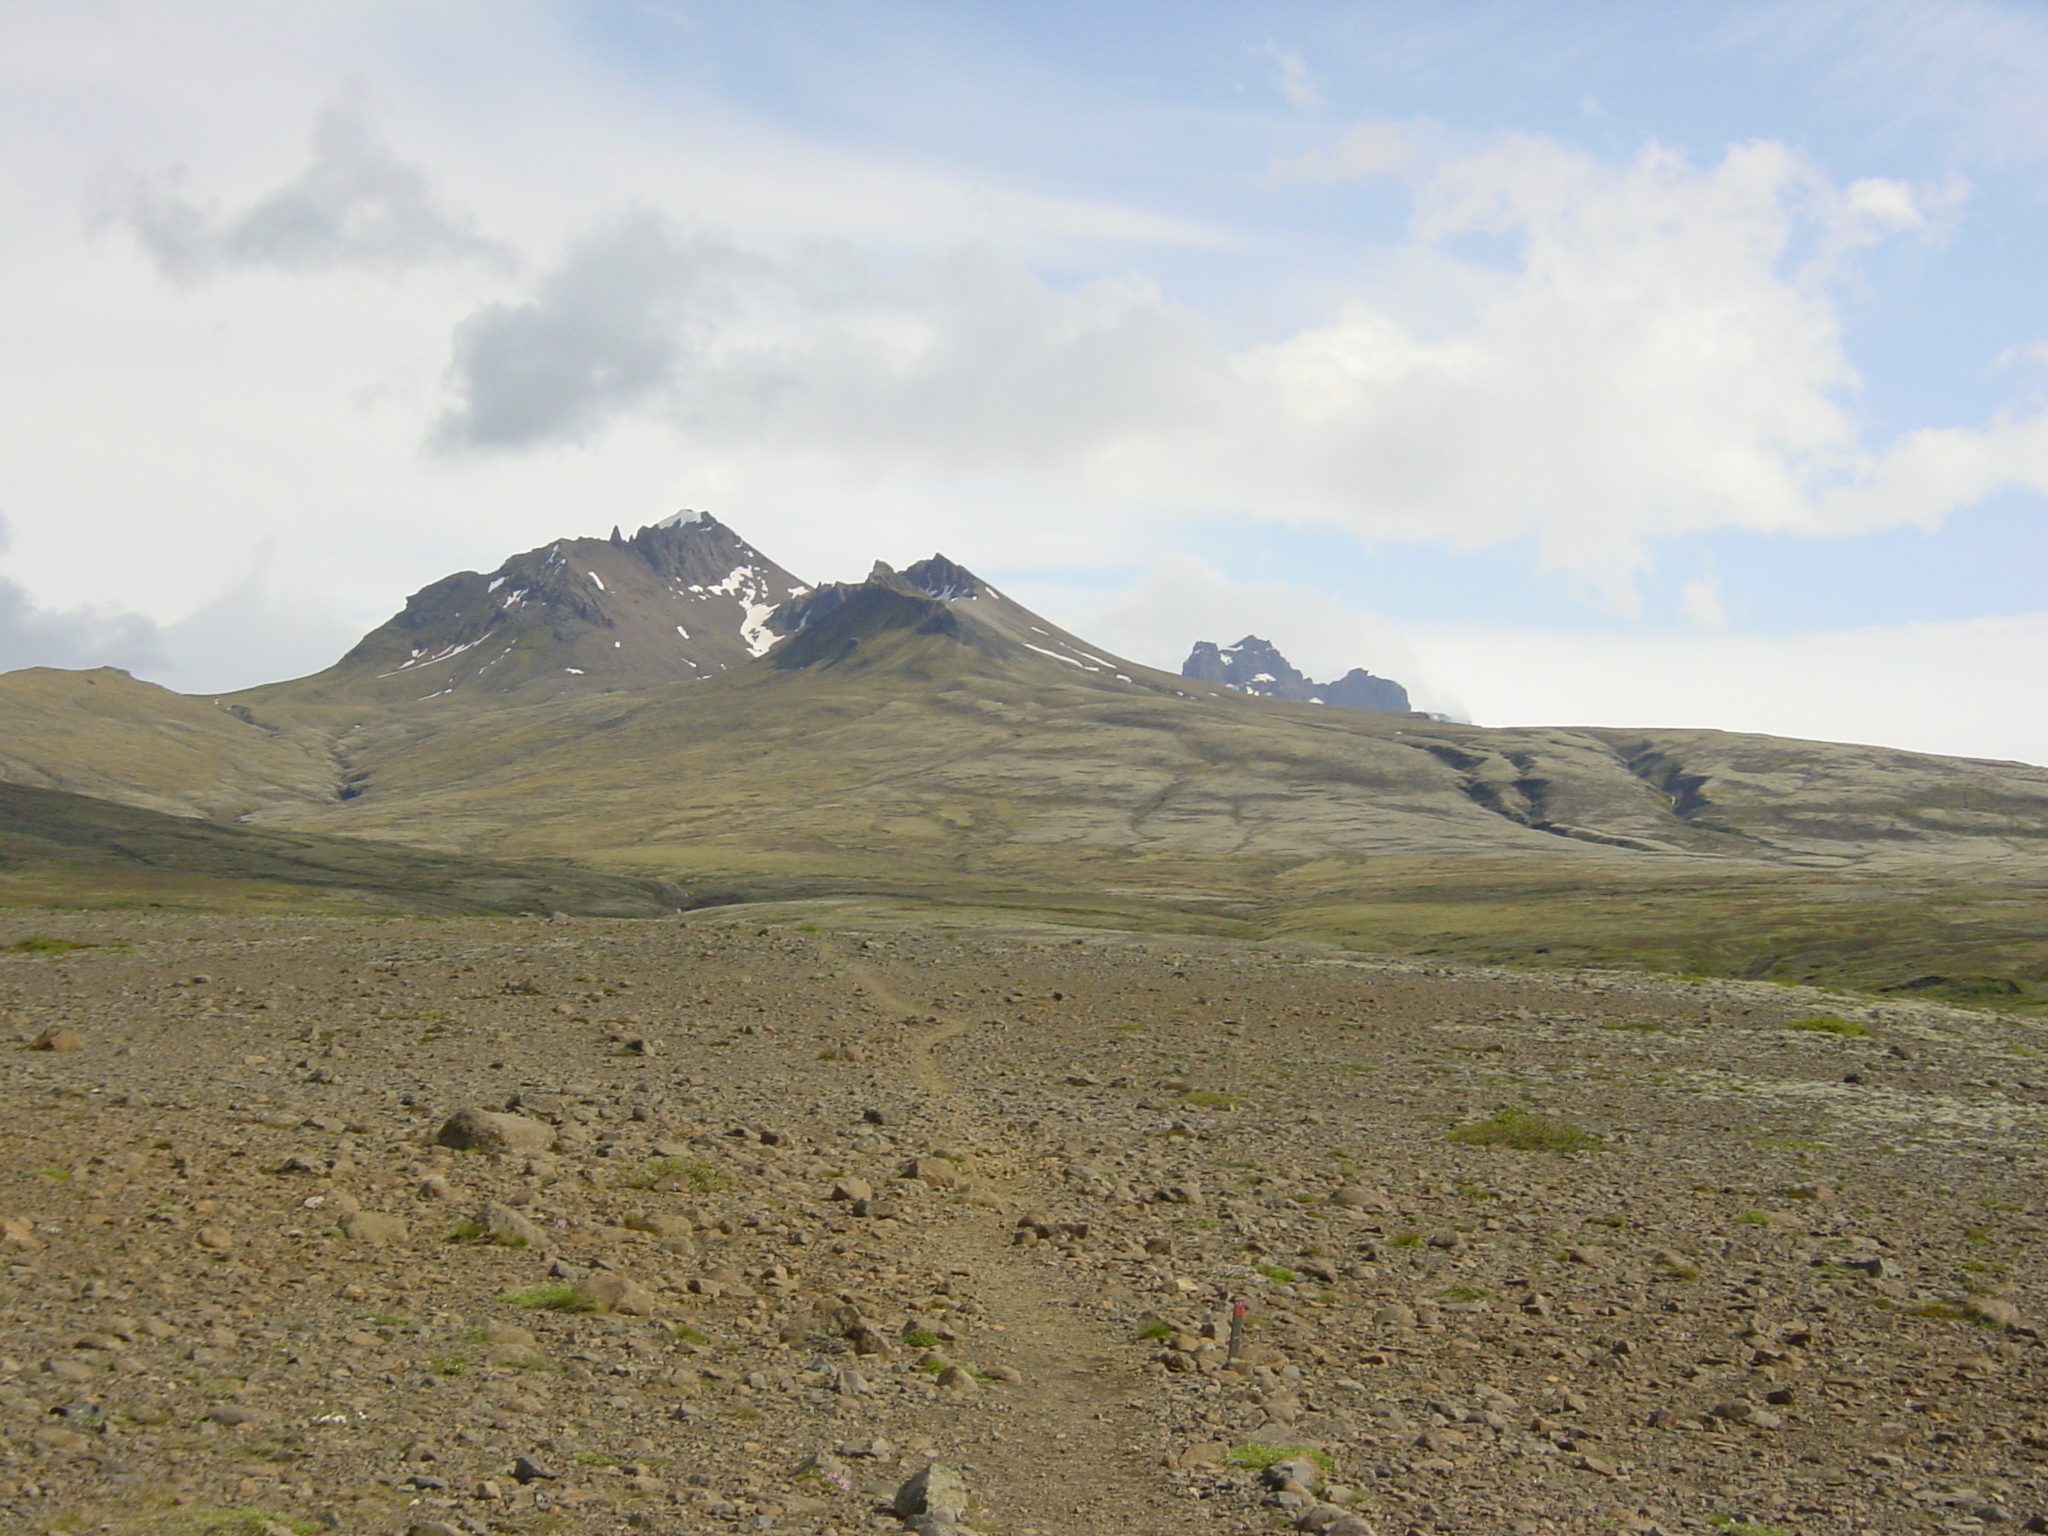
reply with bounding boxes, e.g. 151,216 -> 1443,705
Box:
1182,635 -> 1410,712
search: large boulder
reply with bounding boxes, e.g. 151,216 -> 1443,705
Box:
436,1108 -> 555,1156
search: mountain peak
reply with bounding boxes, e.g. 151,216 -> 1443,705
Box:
1184,635 -> 1411,712
243,512 -> 808,707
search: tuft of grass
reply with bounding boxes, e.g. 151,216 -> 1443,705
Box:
672,1323 -> 710,1345
900,1324 -> 941,1349
1735,1210 -> 1773,1226
1134,1317 -> 1175,1342
1902,1299 -> 1990,1322
615,1156 -> 730,1193
1448,1106 -> 1604,1154
1388,1231 -> 1424,1249
1179,1090 -> 1239,1110
1226,1442 -> 1332,1473
1255,1262 -> 1298,1285
570,1451 -> 617,1467
426,1354 -> 468,1377
8,935 -> 96,954
1787,1014 -> 1868,1037
1436,1282 -> 1493,1302
503,1283 -> 603,1314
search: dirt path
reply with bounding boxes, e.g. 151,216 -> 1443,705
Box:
839,951 -> 1215,1533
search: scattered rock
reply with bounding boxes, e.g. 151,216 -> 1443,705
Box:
436,1108 -> 556,1156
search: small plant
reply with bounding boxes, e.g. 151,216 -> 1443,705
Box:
1453,1183 -> 1496,1201
1708,1519 -> 1792,1536
1255,1263 -> 1298,1285
1180,1090 -> 1240,1110
1735,1210 -> 1773,1226
900,1324 -> 942,1349
1901,1300 -> 1975,1321
617,1157 -> 730,1193
571,1451 -> 618,1467
1389,1231 -> 1424,1249
1448,1106 -> 1604,1154
34,1167 -> 71,1180
673,1323 -> 710,1345
1787,1015 -> 1868,1037
7,935 -> 94,954
1436,1282 -> 1493,1302
427,1353 -> 469,1376
1226,1442 -> 1332,1473
1134,1317 -> 1175,1342
503,1283 -> 603,1313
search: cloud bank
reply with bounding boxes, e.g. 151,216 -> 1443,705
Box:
97,88 -> 507,285
432,127 -> 2046,605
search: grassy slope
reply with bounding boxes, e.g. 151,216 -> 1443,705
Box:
0,780 -> 684,916
6,609 -> 2046,1005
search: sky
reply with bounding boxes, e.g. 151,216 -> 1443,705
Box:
2,0 -> 2046,763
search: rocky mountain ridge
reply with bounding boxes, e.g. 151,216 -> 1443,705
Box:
1183,635 -> 1411,713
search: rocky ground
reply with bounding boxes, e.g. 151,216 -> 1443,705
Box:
1,905 -> 2044,1536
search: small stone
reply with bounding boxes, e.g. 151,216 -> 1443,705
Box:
935,1364 -> 977,1392
1967,1297 -> 2024,1329
511,1455 -> 557,1483
205,1404 -> 261,1426
339,1211 -> 407,1245
474,1202 -> 546,1248
406,1523 -> 464,1536
894,1462 -> 971,1521
0,1217 -> 44,1251
830,1176 -> 873,1203
436,1108 -> 556,1156
195,1226 -> 234,1250
575,1272 -> 660,1316
1174,1441 -> 1230,1468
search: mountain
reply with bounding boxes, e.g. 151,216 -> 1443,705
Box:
1183,634 -> 1411,712
238,511 -> 808,711
2,513 -> 2045,1003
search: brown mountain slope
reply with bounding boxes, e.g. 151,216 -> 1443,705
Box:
3,533 -> 2045,1001
234,511 -> 808,714
0,666 -> 336,820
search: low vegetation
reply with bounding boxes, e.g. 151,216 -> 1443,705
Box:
1448,1106 -> 1605,1154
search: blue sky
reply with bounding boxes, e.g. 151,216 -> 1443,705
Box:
1,1 -> 2044,759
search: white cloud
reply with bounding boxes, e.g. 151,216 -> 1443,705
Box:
1254,41 -> 1325,111
93,86 -> 509,284
1408,610 -> 2048,767
0,517 -> 161,672
431,129 -> 2044,609
1679,574 -> 1729,629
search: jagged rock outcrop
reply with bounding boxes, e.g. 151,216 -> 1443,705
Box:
1182,635 -> 1410,712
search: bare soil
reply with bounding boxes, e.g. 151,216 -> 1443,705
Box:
1,904 -> 2044,1536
